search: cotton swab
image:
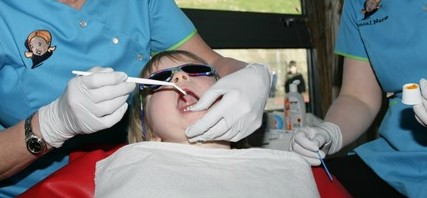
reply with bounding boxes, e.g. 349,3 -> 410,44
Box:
72,70 -> 187,95
317,151 -> 334,182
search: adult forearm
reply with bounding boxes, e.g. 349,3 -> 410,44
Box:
0,119 -> 38,180
211,57 -> 247,78
324,94 -> 381,147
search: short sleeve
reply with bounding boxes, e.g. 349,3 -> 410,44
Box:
334,0 -> 368,61
148,0 -> 196,54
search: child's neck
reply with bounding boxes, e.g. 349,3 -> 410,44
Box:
193,141 -> 230,149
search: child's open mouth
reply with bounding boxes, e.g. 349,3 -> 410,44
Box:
177,89 -> 199,112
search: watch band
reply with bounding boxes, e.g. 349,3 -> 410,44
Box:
25,113 -> 47,155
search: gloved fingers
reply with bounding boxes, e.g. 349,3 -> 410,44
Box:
415,115 -> 427,127
100,103 -> 129,127
187,135 -> 204,143
202,122 -> 247,142
303,157 -> 321,166
204,119 -> 242,141
318,150 -> 326,159
291,141 -> 319,159
293,132 -> 321,152
87,66 -> 114,73
185,111 -> 223,138
80,71 -> 128,89
302,150 -> 324,166
187,118 -> 227,142
86,95 -> 130,117
185,93 -> 232,138
85,82 -> 135,103
312,133 -> 328,148
419,78 -> 427,99
86,103 -> 129,130
414,102 -> 427,126
218,128 -> 242,142
290,144 -> 321,166
188,87 -> 225,111
200,92 -> 253,140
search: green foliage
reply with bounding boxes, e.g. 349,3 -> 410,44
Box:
175,0 -> 301,14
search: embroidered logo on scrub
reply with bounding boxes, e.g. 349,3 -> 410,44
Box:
362,0 -> 381,19
24,29 -> 56,69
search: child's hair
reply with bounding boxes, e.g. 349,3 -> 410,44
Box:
127,50 -> 209,144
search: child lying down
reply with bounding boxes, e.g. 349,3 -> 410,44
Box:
94,50 -> 319,198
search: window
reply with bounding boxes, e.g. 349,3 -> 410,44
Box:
214,49 -> 308,112
177,1 -> 314,113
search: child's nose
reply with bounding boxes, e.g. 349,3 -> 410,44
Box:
172,71 -> 189,83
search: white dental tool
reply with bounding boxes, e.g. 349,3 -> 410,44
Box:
72,70 -> 187,95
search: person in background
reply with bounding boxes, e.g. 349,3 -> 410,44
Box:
284,60 -> 306,94
0,1 -> 271,197
289,1 -> 427,197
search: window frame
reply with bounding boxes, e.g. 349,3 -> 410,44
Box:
182,9 -> 310,49
182,6 -> 319,115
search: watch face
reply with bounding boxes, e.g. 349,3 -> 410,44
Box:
27,138 -> 43,154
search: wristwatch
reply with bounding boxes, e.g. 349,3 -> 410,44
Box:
25,113 -> 47,155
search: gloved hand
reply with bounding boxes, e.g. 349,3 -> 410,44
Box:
289,122 -> 343,166
38,67 -> 136,148
185,63 -> 271,142
414,78 -> 427,127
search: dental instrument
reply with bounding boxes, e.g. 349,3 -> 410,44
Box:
317,151 -> 333,182
72,70 -> 187,95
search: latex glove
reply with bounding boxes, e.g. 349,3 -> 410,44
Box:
414,78 -> 427,127
185,63 -> 271,142
289,122 -> 342,166
38,67 -> 136,148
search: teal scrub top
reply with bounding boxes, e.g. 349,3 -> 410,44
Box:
0,0 -> 196,196
335,0 -> 427,197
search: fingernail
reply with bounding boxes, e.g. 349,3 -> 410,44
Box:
117,72 -> 127,80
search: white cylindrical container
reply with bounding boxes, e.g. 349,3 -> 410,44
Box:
284,80 -> 306,131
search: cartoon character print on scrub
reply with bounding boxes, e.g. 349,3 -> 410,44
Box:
362,0 -> 381,19
24,29 -> 56,68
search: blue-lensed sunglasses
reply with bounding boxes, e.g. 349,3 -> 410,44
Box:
139,63 -> 218,92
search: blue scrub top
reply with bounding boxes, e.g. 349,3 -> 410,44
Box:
335,1 -> 427,197
0,0 -> 195,196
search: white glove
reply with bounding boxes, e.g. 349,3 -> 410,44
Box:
38,67 -> 136,148
185,63 -> 271,142
414,78 -> 427,127
289,122 -> 342,166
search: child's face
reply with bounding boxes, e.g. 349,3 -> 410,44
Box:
145,58 -> 217,144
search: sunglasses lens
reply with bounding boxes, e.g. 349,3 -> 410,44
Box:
181,65 -> 212,74
143,70 -> 173,90
149,70 -> 173,81
142,64 -> 215,92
